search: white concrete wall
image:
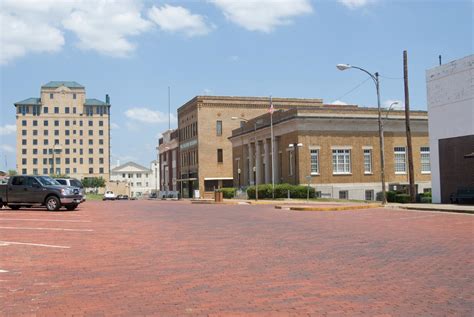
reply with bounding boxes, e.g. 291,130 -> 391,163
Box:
426,55 -> 474,203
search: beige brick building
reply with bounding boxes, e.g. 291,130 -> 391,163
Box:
177,96 -> 325,198
14,81 -> 111,180
229,105 -> 431,200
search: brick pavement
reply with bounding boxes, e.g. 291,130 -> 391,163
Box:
0,201 -> 472,316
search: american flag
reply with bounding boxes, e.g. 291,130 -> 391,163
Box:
268,98 -> 274,114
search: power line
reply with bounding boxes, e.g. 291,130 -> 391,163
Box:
334,77 -> 371,101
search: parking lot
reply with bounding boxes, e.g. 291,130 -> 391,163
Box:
1,200 -> 472,316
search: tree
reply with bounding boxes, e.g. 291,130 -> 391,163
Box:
8,170 -> 17,176
81,177 -> 106,188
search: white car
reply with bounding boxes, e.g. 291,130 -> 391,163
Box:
103,191 -> 116,201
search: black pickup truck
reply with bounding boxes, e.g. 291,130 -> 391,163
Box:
0,175 -> 84,211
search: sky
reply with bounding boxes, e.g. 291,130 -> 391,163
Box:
0,0 -> 472,171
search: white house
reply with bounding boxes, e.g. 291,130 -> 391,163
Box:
110,160 -> 159,198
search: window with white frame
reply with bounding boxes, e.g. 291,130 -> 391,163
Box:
394,147 -> 406,173
363,149 -> 372,174
310,149 -> 319,174
420,146 -> 431,173
332,149 -> 351,174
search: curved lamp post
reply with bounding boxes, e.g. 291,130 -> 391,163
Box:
336,64 -> 387,204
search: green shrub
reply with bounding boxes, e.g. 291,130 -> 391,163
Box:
395,194 -> 411,203
218,188 -> 236,199
386,191 -> 397,202
420,196 -> 432,203
246,183 -> 315,199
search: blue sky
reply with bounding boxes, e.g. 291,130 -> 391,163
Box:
0,0 -> 472,170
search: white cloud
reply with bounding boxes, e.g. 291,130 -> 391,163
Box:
148,5 -> 213,36
1,0 -> 151,64
228,55 -> 239,62
210,0 -> 313,32
329,100 -> 349,105
63,0 -> 151,57
0,144 -> 15,153
202,88 -> 213,95
383,99 -> 404,110
0,124 -> 16,136
125,107 -> 177,124
338,0 -> 376,9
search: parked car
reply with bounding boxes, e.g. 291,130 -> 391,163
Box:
116,195 -> 129,200
0,175 -> 84,211
55,178 -> 86,202
103,191 -> 116,200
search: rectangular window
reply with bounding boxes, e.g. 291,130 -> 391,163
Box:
65,107 -> 70,114
54,130 -> 59,136
89,168 -> 93,174
310,149 -> 319,174
54,107 -> 59,113
54,120 -> 59,126
363,149 -> 372,174
43,168 -> 48,174
33,120 -> 38,126
332,149 -> 351,174
43,107 -> 48,114
216,120 -> 222,136
339,190 -> 349,200
88,130 -> 93,136
394,147 -> 406,174
65,120 -> 70,126
89,139 -> 93,145
99,148 -> 104,154
32,139 -> 37,145
44,120 -> 48,126
420,147 -> 431,173
50,93 -> 54,99
22,149 -> 27,155
22,120 -> 27,126
99,120 -> 104,126
22,139 -> 27,145
89,158 -> 93,164
33,130 -> 38,136
217,149 -> 223,163
73,93 -> 76,99
88,149 -> 93,154
44,139 -> 49,145
32,149 -> 37,155
22,130 -> 27,136
99,168 -> 104,174
88,120 -> 93,126
365,190 -> 374,201
99,130 -> 104,136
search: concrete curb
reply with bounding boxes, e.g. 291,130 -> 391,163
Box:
394,206 -> 474,215
275,204 -> 382,212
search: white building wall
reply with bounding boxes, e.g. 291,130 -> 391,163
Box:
426,55 -> 474,203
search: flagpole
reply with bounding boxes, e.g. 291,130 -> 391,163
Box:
270,95 -> 275,199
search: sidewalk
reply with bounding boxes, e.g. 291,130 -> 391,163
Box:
388,203 -> 474,214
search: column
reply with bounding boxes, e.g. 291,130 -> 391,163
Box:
248,143 -> 254,185
264,139 -> 271,184
255,140 -> 262,185
242,144 -> 248,186
273,137 -> 280,183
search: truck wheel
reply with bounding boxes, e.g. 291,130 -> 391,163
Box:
45,196 -> 60,211
8,205 -> 21,210
65,204 -> 77,211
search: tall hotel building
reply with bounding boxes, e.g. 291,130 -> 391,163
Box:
14,81 -> 111,180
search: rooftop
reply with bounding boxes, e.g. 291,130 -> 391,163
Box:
84,98 -> 107,106
41,81 -> 85,89
14,97 -> 41,106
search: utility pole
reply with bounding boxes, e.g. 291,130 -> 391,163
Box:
403,50 -> 416,203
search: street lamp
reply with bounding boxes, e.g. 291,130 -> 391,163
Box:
385,101 -> 400,121
288,143 -> 303,185
232,116 -> 260,201
337,63 -> 387,204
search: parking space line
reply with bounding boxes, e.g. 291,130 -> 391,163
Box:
0,218 -> 91,223
0,226 -> 93,232
0,241 -> 70,248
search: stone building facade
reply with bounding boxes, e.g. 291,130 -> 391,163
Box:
158,129 -> 179,194
177,96 -> 325,198
14,81 -> 111,180
229,105 -> 432,201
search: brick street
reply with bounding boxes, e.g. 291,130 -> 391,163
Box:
0,201 -> 472,316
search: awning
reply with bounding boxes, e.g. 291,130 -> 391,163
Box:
177,178 -> 198,182
464,152 -> 474,159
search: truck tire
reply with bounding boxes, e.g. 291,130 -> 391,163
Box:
65,204 -> 78,211
45,196 -> 60,211
8,205 -> 21,210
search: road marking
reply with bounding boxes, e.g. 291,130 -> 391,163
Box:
0,226 -> 93,232
0,241 -> 70,249
0,269 -> 8,273
0,218 -> 91,223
